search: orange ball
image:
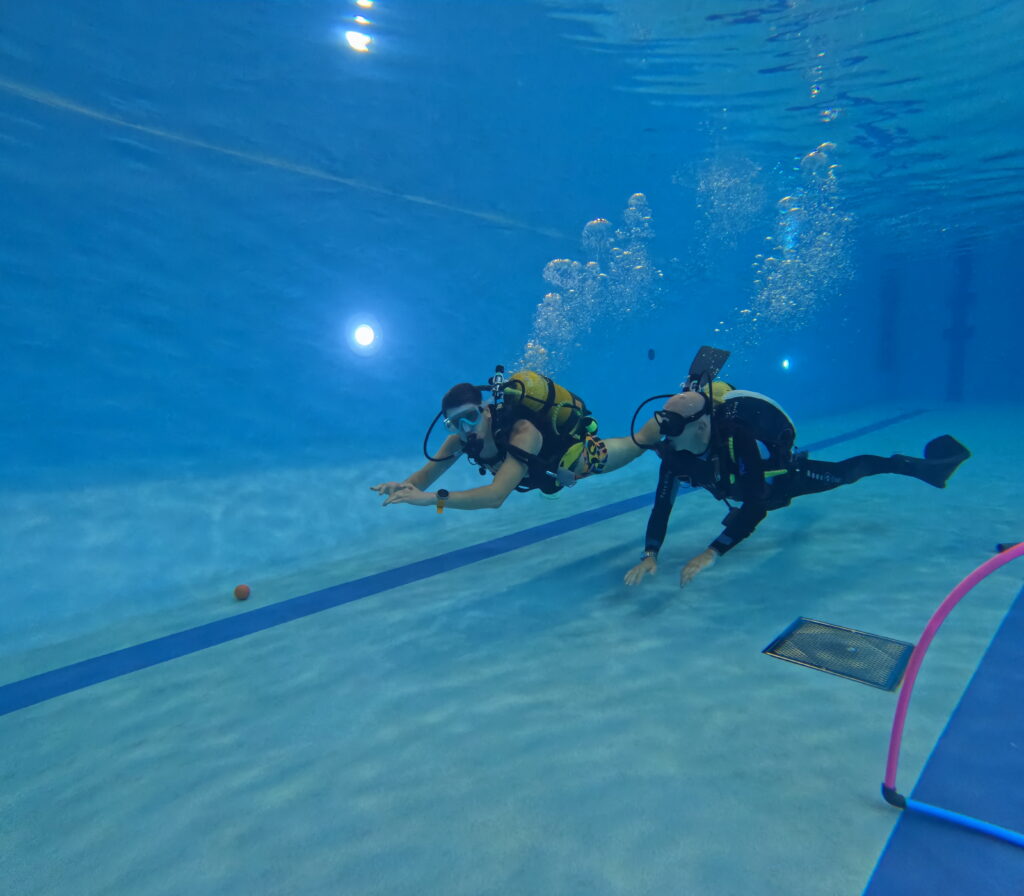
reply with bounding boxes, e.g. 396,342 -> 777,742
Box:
234,584 -> 251,601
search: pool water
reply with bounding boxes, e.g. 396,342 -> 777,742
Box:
2,1 -> 1023,893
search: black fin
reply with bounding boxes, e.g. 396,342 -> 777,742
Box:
912,436 -> 971,488
924,435 -> 970,462
686,346 -> 730,390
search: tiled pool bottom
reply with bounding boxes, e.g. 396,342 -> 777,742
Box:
3,406 -> 1021,895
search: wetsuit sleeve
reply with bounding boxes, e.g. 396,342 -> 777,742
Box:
644,461 -> 680,554
710,430 -> 769,556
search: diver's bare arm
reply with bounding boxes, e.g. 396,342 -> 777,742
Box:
371,434 -> 460,496
441,420 -> 541,509
439,456 -> 527,510
406,434 -> 462,489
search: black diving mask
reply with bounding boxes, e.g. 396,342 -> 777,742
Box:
654,395 -> 710,437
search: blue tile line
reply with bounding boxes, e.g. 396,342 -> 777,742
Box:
0,410 -> 925,716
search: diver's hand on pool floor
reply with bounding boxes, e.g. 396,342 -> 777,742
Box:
624,555 -> 658,586
680,549 -> 718,588
381,483 -> 433,507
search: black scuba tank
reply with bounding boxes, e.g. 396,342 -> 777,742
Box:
716,390 -> 797,467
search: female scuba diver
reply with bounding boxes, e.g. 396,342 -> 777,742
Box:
372,366 -> 662,512
623,349 -> 972,589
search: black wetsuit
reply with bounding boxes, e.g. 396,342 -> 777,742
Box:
644,417 -> 957,556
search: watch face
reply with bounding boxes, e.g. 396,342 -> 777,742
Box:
438,489 -> 449,498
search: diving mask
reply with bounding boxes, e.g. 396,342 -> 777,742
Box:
443,405 -> 485,435
655,395 -> 710,437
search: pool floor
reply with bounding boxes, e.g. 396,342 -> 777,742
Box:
3,405 -> 1022,895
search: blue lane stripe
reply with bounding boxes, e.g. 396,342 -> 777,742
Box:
802,409 -> 925,452
0,410 -> 926,717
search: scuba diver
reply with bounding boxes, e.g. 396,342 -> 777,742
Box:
623,347 -> 972,589
372,367 -> 662,511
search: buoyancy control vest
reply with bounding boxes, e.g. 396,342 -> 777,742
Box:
490,370 -> 596,494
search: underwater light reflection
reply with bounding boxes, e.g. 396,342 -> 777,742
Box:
345,31 -> 371,52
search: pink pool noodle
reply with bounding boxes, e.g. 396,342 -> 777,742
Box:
885,541 -> 1024,791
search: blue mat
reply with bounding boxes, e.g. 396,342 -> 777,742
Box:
864,585 -> 1024,895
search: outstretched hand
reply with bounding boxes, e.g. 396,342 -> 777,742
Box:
624,555 -> 657,586
679,548 -> 718,588
374,483 -> 434,507
370,481 -> 408,499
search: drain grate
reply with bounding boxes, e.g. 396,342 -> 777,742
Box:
763,617 -> 914,690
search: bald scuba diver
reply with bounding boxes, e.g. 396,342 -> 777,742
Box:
372,366 -> 661,511
624,351 -> 972,589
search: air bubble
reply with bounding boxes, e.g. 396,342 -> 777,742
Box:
519,195 -> 662,373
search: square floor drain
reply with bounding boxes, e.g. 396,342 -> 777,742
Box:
763,617 -> 914,690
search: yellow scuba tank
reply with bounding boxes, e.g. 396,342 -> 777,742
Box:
708,380 -> 735,406
502,370 -> 592,438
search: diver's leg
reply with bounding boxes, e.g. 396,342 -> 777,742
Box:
778,435 -> 971,499
765,455 -> 896,506
596,436 -> 643,473
569,418 -> 660,478
785,455 -> 897,497
563,435 -> 641,479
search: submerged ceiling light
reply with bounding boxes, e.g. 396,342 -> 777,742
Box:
782,358 -> 791,370
354,15 -> 371,25
356,0 -> 374,8
346,314 -> 382,356
345,30 -> 372,52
